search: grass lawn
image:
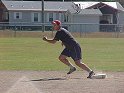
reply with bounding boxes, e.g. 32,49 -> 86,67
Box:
0,38 -> 124,71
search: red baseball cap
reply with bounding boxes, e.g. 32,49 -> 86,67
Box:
52,20 -> 61,25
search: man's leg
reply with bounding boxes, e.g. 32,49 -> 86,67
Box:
74,59 -> 91,72
59,54 -> 76,74
74,60 -> 95,78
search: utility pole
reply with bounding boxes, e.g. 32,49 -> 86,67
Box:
41,0 -> 45,32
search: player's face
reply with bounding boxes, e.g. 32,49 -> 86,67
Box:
52,24 -> 60,31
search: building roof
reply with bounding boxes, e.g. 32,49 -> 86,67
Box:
69,9 -> 102,15
79,9 -> 102,15
1,1 -> 124,12
74,2 -> 124,11
2,1 -> 74,11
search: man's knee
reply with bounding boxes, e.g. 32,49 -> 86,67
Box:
59,55 -> 66,61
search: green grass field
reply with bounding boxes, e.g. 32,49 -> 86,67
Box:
0,38 -> 124,71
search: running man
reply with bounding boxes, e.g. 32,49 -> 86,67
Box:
43,20 -> 95,78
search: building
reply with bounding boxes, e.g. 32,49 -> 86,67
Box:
75,2 -> 124,32
0,1 -> 124,32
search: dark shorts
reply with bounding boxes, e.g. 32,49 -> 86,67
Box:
61,45 -> 82,61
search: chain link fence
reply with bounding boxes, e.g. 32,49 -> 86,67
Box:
0,22 -> 124,38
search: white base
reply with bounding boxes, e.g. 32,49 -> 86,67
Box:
91,74 -> 107,79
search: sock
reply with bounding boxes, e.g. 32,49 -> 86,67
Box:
69,64 -> 74,69
86,70 -> 92,73
89,70 -> 93,73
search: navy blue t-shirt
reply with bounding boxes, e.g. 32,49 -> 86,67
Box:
54,28 -> 80,49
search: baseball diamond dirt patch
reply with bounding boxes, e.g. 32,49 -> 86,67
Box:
0,71 -> 124,93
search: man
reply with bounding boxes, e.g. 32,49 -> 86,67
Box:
43,20 -> 95,78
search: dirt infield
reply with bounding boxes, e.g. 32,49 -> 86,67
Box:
0,71 -> 124,93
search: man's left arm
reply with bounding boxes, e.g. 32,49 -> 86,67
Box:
43,36 -> 57,44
